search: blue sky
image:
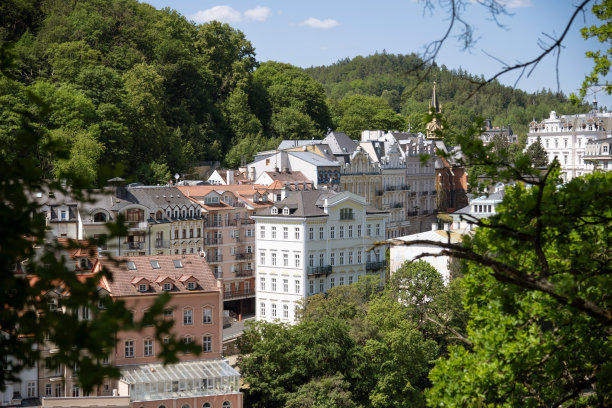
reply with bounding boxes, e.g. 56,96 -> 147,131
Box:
143,0 -> 611,111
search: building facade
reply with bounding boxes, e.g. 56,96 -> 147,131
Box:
253,191 -> 388,325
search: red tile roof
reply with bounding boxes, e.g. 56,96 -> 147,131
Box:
100,255 -> 219,297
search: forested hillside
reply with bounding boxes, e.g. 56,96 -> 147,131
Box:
0,0 -> 589,185
307,52 -> 588,138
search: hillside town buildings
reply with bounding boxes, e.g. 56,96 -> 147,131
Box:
252,190 -> 388,325
526,104 -> 612,181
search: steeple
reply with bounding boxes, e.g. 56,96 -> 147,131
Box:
430,81 -> 441,114
426,81 -> 443,139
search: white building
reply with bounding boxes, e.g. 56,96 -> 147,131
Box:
389,226 -> 462,283
450,183 -> 507,233
252,190 -> 388,324
0,341 -> 38,406
526,106 -> 612,181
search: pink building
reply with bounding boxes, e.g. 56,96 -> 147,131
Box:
101,254 -> 242,408
178,185 -> 274,317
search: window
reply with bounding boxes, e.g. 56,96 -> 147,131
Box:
183,336 -> 193,352
330,277 -> 335,288
309,280 -> 314,294
27,381 -> 36,398
197,228 -> 201,237
271,252 -> 277,266
223,402 -> 231,408
330,252 -> 335,266
271,278 -> 277,292
203,404 -> 211,408
283,253 -> 289,267
163,282 -> 172,291
125,340 -> 134,358
283,279 -> 289,292
319,253 -> 324,267
81,305 -> 90,320
348,225 -> 353,238
283,304 -> 289,319
367,224 -> 371,236
139,283 -> 148,292
348,251 -> 353,264
61,210 -> 67,221
348,276 -> 353,285
183,308 -> 193,325
339,252 -> 344,265
283,227 -> 289,239
376,224 -> 380,236
187,281 -> 196,290
357,225 -> 362,237
340,208 -> 353,220
260,302 -> 266,316
309,254 -> 314,267
282,207 -> 290,215
319,226 -> 324,240
203,308 -> 212,324
339,276 -> 344,286
93,212 -> 106,222
260,226 -> 266,238
294,227 -> 300,240
295,254 -> 301,268
319,279 -> 324,293
202,336 -> 212,352
144,339 -> 153,356
271,303 -> 277,317
357,250 -> 362,263
271,207 -> 278,215
260,276 -> 266,291
339,226 -> 344,238
45,384 -> 52,396
164,309 -> 173,318
271,227 -> 277,239
260,251 -> 265,265
309,227 -> 314,240
182,229 -> 187,239
295,279 -> 301,294
72,385 -> 80,397
126,208 -> 144,222
330,226 -> 335,239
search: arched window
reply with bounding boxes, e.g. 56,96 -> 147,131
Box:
202,403 -> 211,408
223,402 -> 231,408
93,212 -> 106,222
156,211 -> 163,220
181,404 -> 190,408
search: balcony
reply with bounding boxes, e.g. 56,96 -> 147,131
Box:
406,210 -> 418,217
409,192 -> 417,197
123,242 -> 144,251
227,218 -> 238,227
207,254 -> 223,263
236,268 -> 253,277
384,186 -> 397,192
240,218 -> 254,225
400,185 -> 411,191
154,240 -> 169,248
393,202 -> 403,209
127,221 -> 148,230
205,220 -> 223,228
205,237 -> 223,245
420,191 -> 428,196
307,265 -> 332,276
236,252 -> 253,261
224,288 -> 255,300
366,260 -> 387,271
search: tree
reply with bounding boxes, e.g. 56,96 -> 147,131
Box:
330,94 -> 406,138
284,375 -> 358,408
525,136 -> 548,167
0,46 -> 198,394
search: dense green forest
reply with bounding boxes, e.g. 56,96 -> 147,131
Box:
0,0 -> 589,185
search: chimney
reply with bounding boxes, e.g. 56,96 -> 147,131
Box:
227,170 -> 234,185
431,222 -> 438,231
249,167 -> 255,182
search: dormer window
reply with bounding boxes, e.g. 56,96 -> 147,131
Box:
93,212 -> 107,222
138,283 -> 148,292
48,298 -> 58,311
127,261 -> 136,270
187,281 -> 196,290
282,207 -> 290,215
163,282 -> 172,291
79,258 -> 88,269
271,207 -> 278,215
156,211 -> 163,220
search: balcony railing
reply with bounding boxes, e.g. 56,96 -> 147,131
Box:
224,289 -> 255,300
205,237 -> 223,245
226,218 -> 238,227
236,268 -> 253,277
240,218 -> 255,225
409,192 -> 417,197
420,191 -> 428,196
207,254 -> 223,263
205,220 -> 223,228
400,185 -> 411,191
123,242 -> 144,250
384,186 -> 397,192
406,211 -> 418,217
154,240 -> 169,248
307,265 -> 332,276
127,221 -> 148,230
393,202 -> 403,209
236,252 -> 253,261
366,260 -> 387,271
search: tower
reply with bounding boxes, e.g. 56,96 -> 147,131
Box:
426,81 -> 443,140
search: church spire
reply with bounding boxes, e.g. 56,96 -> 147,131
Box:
430,81 -> 441,113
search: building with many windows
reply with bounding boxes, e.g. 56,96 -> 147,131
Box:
526,106 -> 612,181
253,190 -> 388,324
100,254 -> 242,408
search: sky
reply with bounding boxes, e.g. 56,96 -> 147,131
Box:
142,0 -> 611,111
